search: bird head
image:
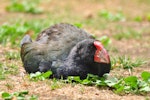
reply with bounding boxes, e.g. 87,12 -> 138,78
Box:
72,39 -> 110,64
93,41 -> 110,64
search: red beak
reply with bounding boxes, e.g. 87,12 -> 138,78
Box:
94,48 -> 110,64
94,41 -> 110,64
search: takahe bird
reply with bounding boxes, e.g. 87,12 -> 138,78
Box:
51,39 -> 111,79
21,23 -> 93,73
20,23 -> 111,79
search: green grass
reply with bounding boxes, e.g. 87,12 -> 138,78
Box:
0,18 -> 111,46
6,0 -> 43,14
5,83 -> 14,90
98,10 -> 126,22
0,63 -> 19,80
111,56 -> 146,69
146,14 -> 150,21
5,64 -> 19,75
3,63 -> 18,76
113,26 -> 142,40
0,20 -> 54,46
29,71 -> 52,81
74,23 -> 83,28
0,18 -> 86,47
0,63 -> 5,80
50,78 -> 65,90
5,52 -> 20,60
1,90 -> 38,100
134,16 -> 143,22
92,35 -> 111,47
29,71 -> 65,90
64,72 -> 150,95
97,35 -> 112,49
0,52 -> 20,80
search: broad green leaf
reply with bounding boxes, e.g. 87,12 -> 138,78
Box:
42,71 -> 52,78
124,76 -> 138,89
1,92 -> 12,99
1,91 -> 38,100
141,71 -> 150,82
30,71 -> 51,81
81,79 -> 93,85
95,80 -> 106,86
19,90 -> 29,95
17,96 -> 26,100
35,72 -> 42,76
104,77 -> 118,87
98,36 -> 111,47
86,74 -> 99,81
30,95 -> 38,100
67,76 -> 81,83
74,23 -> 82,28
140,86 -> 150,92
114,85 -> 124,94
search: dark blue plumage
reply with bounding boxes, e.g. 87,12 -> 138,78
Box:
20,23 -> 111,79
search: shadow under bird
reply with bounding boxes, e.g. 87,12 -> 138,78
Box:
20,23 -> 111,79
